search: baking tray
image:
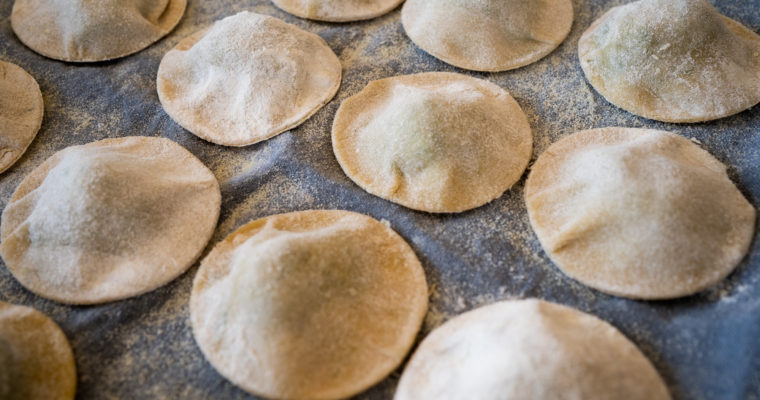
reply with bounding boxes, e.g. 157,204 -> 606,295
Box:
0,0 -> 759,398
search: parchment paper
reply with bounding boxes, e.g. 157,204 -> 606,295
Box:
0,0 -> 758,398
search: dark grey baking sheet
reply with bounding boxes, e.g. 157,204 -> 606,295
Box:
1,0 -> 759,398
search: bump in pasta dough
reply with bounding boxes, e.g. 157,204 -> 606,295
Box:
579,0 -> 760,122
11,0 -> 187,62
525,128 -> 756,299
0,137 -> 221,304
0,61 -> 43,174
157,11 -> 342,146
191,210 -> 428,399
396,299 -> 671,400
272,0 -> 403,22
333,72 -> 533,213
0,301 -> 76,400
402,0 -> 574,71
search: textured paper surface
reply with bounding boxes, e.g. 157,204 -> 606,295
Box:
0,0 -> 758,398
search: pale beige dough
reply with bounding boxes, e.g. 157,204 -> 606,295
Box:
272,0 -> 403,22
333,72 -> 532,213
0,136 -> 221,304
157,11 -> 342,147
395,299 -> 671,400
525,128 -> 756,300
0,301 -> 76,400
579,0 -> 760,123
401,0 -> 574,71
191,210 -> 428,399
0,61 -> 43,174
11,0 -> 187,62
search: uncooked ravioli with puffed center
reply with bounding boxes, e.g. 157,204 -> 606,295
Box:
402,0 -> 574,71
525,128 -> 756,300
0,136 -> 221,304
11,0 -> 187,62
272,0 -> 403,22
0,60 -> 43,174
579,0 -> 760,122
0,301 -> 77,400
191,210 -> 428,399
332,72 -> 532,213
157,11 -> 342,146
395,299 -> 671,400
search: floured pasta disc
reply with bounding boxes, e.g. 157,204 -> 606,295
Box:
11,0 -> 187,62
191,210 -> 428,399
525,128 -> 756,300
157,11 -> 342,147
0,136 -> 221,304
396,299 -> 671,400
401,0 -> 574,71
272,0 -> 403,22
579,0 -> 760,123
0,61 -> 43,174
333,72 -> 532,213
0,301 -> 76,400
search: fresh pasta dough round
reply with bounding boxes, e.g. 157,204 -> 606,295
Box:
395,299 -> 671,400
157,11 -> 342,147
11,0 -> 187,62
0,301 -> 76,400
333,72 -> 532,213
525,128 -> 756,300
579,0 -> 760,123
401,0 -> 574,71
0,136 -> 221,304
0,61 -> 43,174
272,0 -> 403,22
191,210 -> 428,399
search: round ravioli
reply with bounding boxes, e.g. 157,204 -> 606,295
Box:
525,128 -> 756,300
272,0 -> 403,22
579,0 -> 760,123
157,11 -> 342,147
11,0 -> 187,62
401,0 -> 574,71
333,72 -> 532,213
0,61 -> 43,174
191,210 -> 428,399
0,136 -> 221,304
0,301 -> 76,400
396,299 -> 671,400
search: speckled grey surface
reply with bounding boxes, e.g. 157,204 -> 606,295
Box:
0,0 -> 759,399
